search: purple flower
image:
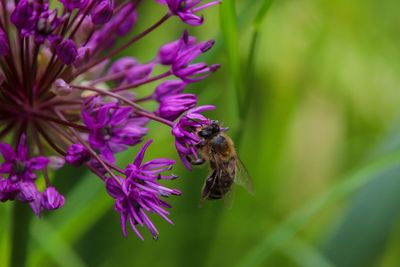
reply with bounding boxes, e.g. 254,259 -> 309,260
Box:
108,57 -> 139,76
159,31 -> 219,82
117,10 -> 138,36
59,0 -> 88,11
56,39 -> 78,65
172,105 -> 215,170
53,78 -> 72,96
157,0 -> 220,26
65,144 -> 91,167
124,63 -> 154,84
83,103 -> 148,163
91,0 -> 114,25
34,7 -> 63,43
106,140 -> 180,239
154,80 -> 187,101
11,0 -> 38,34
89,3 -> 137,49
157,93 -> 197,121
0,135 -> 49,182
0,0 -> 220,236
172,39 -> 219,82
0,178 -> 19,202
18,182 -> 39,202
158,31 -> 196,65
41,187 -> 65,210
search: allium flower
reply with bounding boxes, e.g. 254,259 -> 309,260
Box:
158,30 -> 220,82
157,0 -> 221,26
154,80 -> 187,101
156,93 -> 197,121
59,0 -> 88,12
0,0 -> 219,239
106,140 -> 180,239
0,135 -> 49,182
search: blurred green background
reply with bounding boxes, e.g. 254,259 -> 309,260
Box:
2,0 -> 400,266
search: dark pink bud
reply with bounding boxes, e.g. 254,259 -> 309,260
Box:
154,80 -> 187,102
65,144 -> 91,167
41,187 -> 65,210
17,182 -> 39,202
91,0 -> 113,25
56,39 -> 78,65
156,93 -> 197,121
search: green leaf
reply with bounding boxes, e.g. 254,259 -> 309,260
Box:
28,173 -> 112,267
323,165 -> 400,267
30,220 -> 88,267
253,0 -> 274,30
0,205 -> 11,267
219,0 -> 243,112
236,148 -> 400,267
284,236 -> 335,267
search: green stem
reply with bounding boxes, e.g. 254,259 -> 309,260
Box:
11,202 -> 32,267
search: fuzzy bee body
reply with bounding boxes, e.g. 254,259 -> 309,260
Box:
199,133 -> 234,200
195,121 -> 253,202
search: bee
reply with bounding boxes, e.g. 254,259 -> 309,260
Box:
191,120 -> 254,204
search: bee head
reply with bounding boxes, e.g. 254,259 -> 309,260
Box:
198,120 -> 221,139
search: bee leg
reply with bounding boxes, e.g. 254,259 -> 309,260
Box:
186,156 -> 205,166
201,170 -> 217,199
192,158 -> 205,165
195,140 -> 207,149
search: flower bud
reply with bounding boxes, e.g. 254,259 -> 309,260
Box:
91,0 -> 113,25
59,0 -> 88,11
0,178 -> 19,202
41,187 -> 65,210
125,63 -> 154,84
10,0 -> 35,30
56,39 -> 78,65
48,156 -> 65,170
157,94 -> 197,121
18,182 -> 39,202
52,79 -> 72,96
154,80 -> 187,102
65,144 -> 91,167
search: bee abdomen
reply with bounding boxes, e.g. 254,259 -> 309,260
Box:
206,176 -> 234,200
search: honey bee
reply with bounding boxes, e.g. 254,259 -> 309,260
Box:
191,120 -> 254,204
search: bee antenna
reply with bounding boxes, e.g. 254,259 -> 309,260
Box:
221,127 -> 229,132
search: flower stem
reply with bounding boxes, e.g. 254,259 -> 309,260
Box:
11,201 -> 32,267
71,84 -> 174,127
74,13 -> 170,77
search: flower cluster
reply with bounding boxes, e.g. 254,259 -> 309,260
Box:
0,0 -> 220,240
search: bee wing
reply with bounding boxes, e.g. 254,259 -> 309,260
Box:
234,157 -> 255,195
221,183 -> 234,209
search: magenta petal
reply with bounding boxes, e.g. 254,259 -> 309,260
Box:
133,140 -> 153,167
111,107 -> 132,126
120,212 -> 128,238
106,178 -> 124,199
41,187 -> 65,210
16,134 -> 28,160
0,143 -> 15,161
17,182 -> 38,202
177,12 -> 203,26
29,156 -> 50,170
